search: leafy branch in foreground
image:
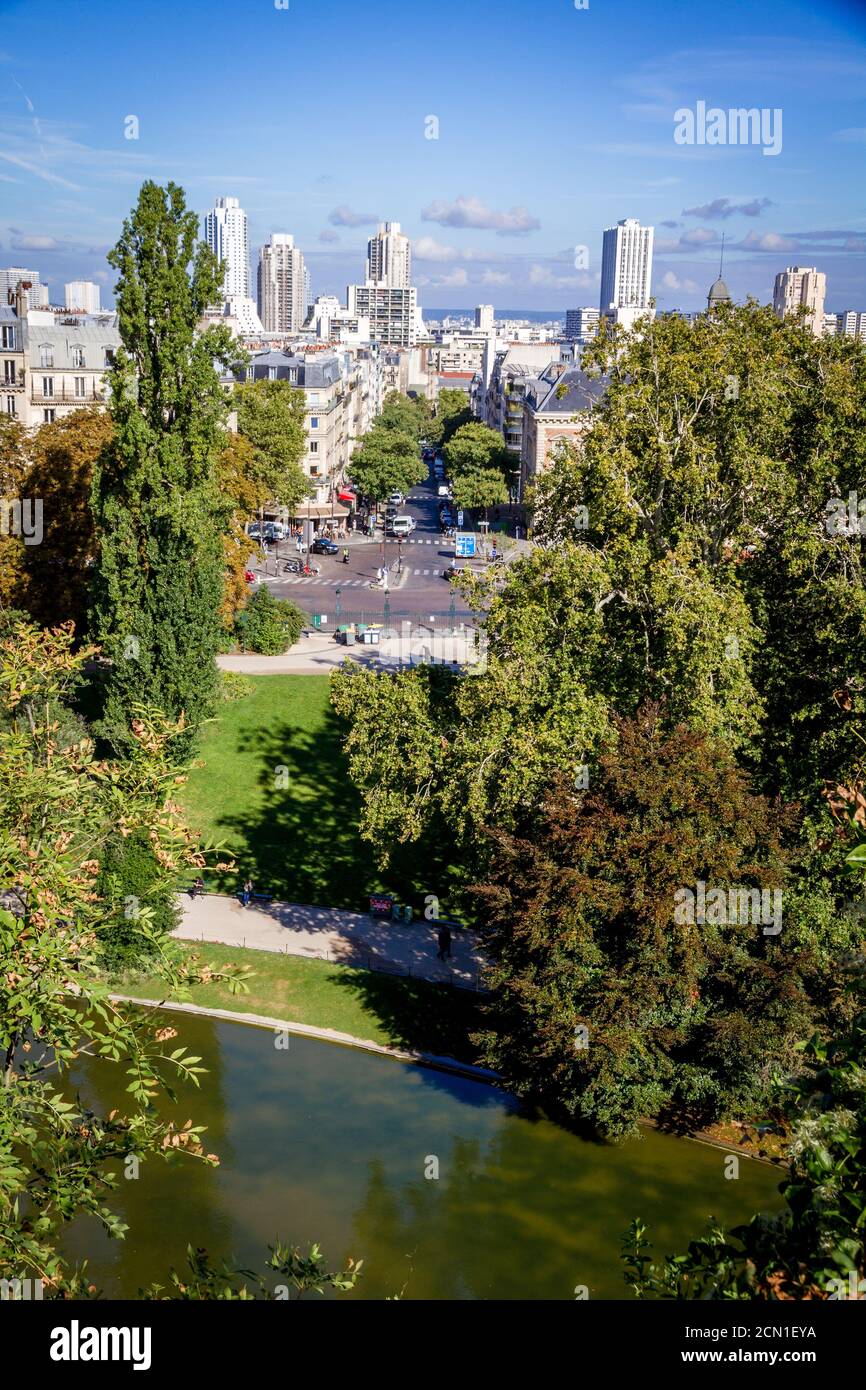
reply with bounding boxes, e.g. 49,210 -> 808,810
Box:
0,621 -> 252,1295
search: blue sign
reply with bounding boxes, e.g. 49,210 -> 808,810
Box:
455,533 -> 476,557
457,509 -> 464,527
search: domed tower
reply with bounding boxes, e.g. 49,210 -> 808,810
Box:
707,235 -> 732,310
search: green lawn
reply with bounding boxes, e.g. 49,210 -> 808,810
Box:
115,941 -> 482,1064
181,675 -> 375,908
180,674 -> 462,916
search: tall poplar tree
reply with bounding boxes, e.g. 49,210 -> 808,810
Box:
90,181 -> 236,751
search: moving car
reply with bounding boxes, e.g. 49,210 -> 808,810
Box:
387,491 -> 404,507
311,537 -> 339,555
437,483 -> 452,498
387,515 -> 415,537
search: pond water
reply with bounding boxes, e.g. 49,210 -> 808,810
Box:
64,1013 -> 782,1300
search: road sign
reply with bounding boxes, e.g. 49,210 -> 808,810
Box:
457,509 -> 464,526
455,532 -> 476,557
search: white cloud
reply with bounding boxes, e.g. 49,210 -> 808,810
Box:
739,230 -> 797,252
660,270 -> 698,292
328,204 -> 379,227
413,236 -> 460,262
422,195 -> 540,237
481,269 -> 511,286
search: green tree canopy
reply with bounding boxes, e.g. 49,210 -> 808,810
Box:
349,426 -> 426,503
444,420 -> 512,480
89,180 -> 237,751
234,378 -> 309,514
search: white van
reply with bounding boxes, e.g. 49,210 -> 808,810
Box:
389,515 -> 415,537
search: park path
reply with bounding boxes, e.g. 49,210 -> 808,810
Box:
175,893 -> 485,989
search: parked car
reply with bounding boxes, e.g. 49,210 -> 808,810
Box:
311,537 -> 339,555
387,491 -> 404,507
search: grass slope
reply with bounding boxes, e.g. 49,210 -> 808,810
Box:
115,941 -> 481,1063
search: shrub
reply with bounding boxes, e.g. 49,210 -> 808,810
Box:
95,831 -> 180,970
219,670 -> 254,702
236,586 -> 305,655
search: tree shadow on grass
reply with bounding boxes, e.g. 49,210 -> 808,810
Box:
208,703 -> 465,916
330,967 -> 484,1067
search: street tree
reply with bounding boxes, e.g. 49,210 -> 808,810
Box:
444,421 -> 511,480
451,467 -> 509,520
349,427 -> 426,506
234,378 -> 309,520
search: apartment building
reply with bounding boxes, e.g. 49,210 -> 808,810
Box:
257,234 -> 307,333
772,265 -> 826,336
479,342 -> 564,454
1,307 -> 26,421
204,196 -> 250,301
520,365 -> 606,494
65,280 -> 101,314
834,310 -> 866,341
600,218 -> 654,329
22,309 -> 121,428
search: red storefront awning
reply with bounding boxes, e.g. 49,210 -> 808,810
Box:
337,488 -> 356,503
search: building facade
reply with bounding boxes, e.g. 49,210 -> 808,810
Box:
834,309 -> 866,341
1,267 -> 48,309
520,365 -> 606,494
565,306 -> 600,343
23,310 -> 121,428
600,218 -> 654,327
772,265 -> 826,336
257,233 -> 307,333
346,283 -> 418,347
366,222 -> 411,288
204,197 -> 250,301
64,280 -> 101,314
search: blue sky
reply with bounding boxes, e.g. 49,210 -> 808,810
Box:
1,0 -> 865,312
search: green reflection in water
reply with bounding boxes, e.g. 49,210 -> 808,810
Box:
62,1013 -> 782,1300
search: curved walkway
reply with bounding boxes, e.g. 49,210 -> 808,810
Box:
175,892 -> 486,990
110,994 -> 499,1084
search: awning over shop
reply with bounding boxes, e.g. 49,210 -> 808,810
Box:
291,501 -> 350,520
337,488 -> 356,503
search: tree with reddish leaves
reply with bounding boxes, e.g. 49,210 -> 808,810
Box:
472,706 -> 815,1139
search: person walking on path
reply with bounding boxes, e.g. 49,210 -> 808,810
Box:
242,877 -> 254,907
436,924 -> 452,962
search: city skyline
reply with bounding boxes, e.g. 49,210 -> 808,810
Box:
0,0 -> 865,311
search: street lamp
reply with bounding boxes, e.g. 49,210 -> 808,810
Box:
335,586 -> 342,625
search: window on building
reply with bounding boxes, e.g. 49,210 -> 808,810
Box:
39,344 -> 54,369
4,396 -> 15,416
43,409 -> 55,423
310,417 -> 318,429
42,376 -> 54,397
72,346 -> 85,369
309,441 -> 318,454
1,326 -> 15,350
104,349 -> 115,368
309,465 -> 320,477
3,361 -> 16,385
307,392 -> 320,405
268,367 -> 277,380
74,377 -> 86,399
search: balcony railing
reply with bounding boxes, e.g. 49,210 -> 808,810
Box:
31,389 -> 106,405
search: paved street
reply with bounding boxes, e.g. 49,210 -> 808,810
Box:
251,454 -> 518,620
176,892 -> 486,989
